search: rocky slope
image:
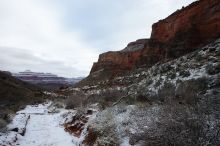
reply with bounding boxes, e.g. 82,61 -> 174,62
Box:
59,0 -> 220,145
0,71 -> 43,106
63,38 -> 220,146
81,0 -> 220,84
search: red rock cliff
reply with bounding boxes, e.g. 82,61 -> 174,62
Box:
90,39 -> 148,75
151,0 -> 220,46
89,0 -> 220,80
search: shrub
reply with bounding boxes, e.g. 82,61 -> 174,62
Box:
167,71 -> 177,79
175,77 -> 208,105
99,99 -> 111,110
65,91 -> 86,109
206,63 -> 220,75
136,94 -> 149,102
0,118 -> 7,132
159,64 -> 173,74
155,77 -> 163,87
83,127 -> 98,146
179,70 -> 191,77
157,82 -> 176,103
195,54 -> 203,61
125,95 -> 136,105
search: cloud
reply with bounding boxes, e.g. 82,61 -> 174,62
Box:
0,47 -> 87,77
55,0 -> 195,51
0,0 -> 195,77
0,0 -> 98,77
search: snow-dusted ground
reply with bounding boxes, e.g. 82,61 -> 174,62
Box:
0,102 -> 86,146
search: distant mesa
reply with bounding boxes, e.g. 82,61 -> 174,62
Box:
13,70 -> 60,82
12,70 -> 83,90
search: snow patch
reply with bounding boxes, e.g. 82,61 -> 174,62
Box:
0,102 -> 85,146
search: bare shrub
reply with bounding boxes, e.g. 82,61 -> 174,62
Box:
101,89 -> 125,102
157,82 -> 176,103
65,91 -> 86,109
89,107 -> 120,145
0,118 -> 7,132
83,127 -> 98,146
179,70 -> 191,77
175,77 -> 208,105
206,63 -> 220,75
86,89 -> 126,109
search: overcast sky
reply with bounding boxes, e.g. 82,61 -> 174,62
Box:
0,0 -> 195,77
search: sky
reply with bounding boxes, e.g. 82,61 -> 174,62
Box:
0,0 -> 195,77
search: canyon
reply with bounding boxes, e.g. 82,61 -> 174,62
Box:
66,0 -> 220,145
86,0 -> 220,84
0,0 -> 220,145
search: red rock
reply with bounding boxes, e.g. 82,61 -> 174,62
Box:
87,0 -> 220,81
90,39 -> 148,76
151,0 -> 220,47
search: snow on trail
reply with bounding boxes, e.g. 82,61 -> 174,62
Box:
0,102 -> 83,146
18,111 -> 74,146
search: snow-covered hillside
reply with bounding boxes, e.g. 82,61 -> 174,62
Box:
60,39 -> 220,145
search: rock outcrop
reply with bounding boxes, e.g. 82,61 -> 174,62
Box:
87,0 -> 220,82
151,0 -> 220,46
90,39 -> 148,76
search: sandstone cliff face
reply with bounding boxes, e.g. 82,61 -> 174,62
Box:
151,0 -> 220,45
87,0 -> 220,82
90,39 -> 148,75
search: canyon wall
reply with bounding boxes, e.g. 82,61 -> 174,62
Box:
86,0 -> 220,82
151,0 -> 220,45
90,39 -> 148,75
